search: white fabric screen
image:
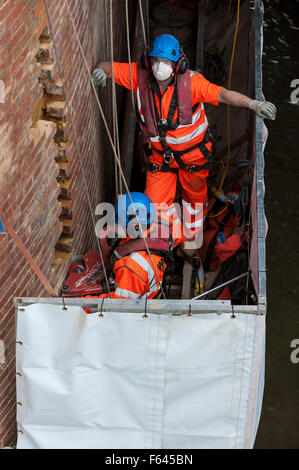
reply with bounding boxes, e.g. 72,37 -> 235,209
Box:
16,303 -> 265,449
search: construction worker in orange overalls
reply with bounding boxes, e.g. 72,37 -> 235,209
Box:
85,192 -> 184,302
92,34 -> 276,254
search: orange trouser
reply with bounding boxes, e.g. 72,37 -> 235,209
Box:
145,147 -> 209,238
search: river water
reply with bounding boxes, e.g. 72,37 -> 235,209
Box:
254,0 -> 299,449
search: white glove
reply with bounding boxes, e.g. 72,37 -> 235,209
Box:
249,100 -> 277,120
91,68 -> 107,87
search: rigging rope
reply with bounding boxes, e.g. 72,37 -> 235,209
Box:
138,0 -> 148,49
109,0 -> 122,196
219,0 -> 240,193
145,0 -> 150,46
125,0 -> 136,115
63,0 -> 167,299
43,0 -> 111,297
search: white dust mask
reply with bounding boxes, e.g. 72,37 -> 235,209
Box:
152,61 -> 173,81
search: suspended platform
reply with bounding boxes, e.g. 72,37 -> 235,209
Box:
14,0 -> 267,449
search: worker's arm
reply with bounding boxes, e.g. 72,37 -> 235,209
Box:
112,257 -> 149,299
94,61 -> 112,78
218,88 -> 251,108
91,61 -> 112,87
218,87 -> 277,120
91,61 -> 138,91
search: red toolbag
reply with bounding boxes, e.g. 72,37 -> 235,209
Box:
62,250 -> 107,297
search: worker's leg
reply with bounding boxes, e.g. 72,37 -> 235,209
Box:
179,168 -> 209,249
145,170 -> 177,206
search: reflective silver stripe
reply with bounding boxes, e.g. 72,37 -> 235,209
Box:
184,219 -> 203,229
182,200 -> 204,215
130,252 -> 157,292
149,115 -> 208,145
137,88 -> 145,123
115,287 -> 140,299
182,200 -> 208,215
140,288 -> 159,299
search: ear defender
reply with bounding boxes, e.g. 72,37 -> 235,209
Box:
175,48 -> 189,74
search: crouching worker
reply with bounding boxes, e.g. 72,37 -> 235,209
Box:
84,192 -> 184,305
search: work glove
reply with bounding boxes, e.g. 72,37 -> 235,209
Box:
91,68 -> 107,87
249,100 -> 277,120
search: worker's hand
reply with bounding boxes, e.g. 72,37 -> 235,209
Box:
91,68 -> 107,87
249,100 -> 277,120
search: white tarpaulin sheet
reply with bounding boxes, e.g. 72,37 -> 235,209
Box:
16,303 -> 265,449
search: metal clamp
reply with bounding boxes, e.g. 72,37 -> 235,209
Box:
163,150 -> 174,165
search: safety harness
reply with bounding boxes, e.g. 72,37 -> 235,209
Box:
137,64 -> 216,174
145,127 -> 216,174
111,216 -> 174,264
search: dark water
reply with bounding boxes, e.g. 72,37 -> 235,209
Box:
254,0 -> 299,449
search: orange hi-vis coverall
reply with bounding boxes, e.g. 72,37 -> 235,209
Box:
112,62 -> 223,238
85,208 -> 184,302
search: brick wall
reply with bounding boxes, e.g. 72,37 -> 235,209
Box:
0,0 -> 137,447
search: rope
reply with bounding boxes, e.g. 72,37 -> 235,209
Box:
109,0 -> 122,196
64,0 -> 167,299
145,0 -> 150,46
138,0 -> 148,49
125,0 -> 136,115
43,0 -> 111,297
207,0 -> 240,217
219,0 -> 240,192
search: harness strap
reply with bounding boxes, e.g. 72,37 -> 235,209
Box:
146,160 -> 211,174
145,162 -> 179,174
114,237 -> 172,259
154,127 -> 213,157
145,128 -> 216,174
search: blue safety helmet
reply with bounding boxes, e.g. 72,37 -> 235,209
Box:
115,192 -> 156,228
148,34 -> 181,62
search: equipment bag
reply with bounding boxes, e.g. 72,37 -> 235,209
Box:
198,201 -> 239,271
206,236 -> 253,305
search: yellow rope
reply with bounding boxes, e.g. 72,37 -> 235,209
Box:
207,0 -> 240,218
219,0 -> 240,192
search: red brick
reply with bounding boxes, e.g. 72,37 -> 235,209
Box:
0,0 -> 129,444
4,1 -> 25,27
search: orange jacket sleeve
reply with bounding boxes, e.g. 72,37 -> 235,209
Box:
191,72 -> 223,106
113,62 -> 138,93
112,256 -> 150,297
